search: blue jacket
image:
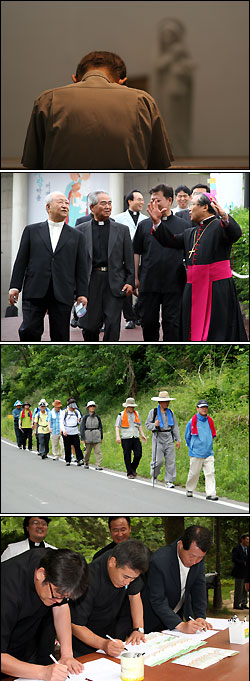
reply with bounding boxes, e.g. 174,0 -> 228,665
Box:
12,407 -> 22,420
185,413 -> 214,458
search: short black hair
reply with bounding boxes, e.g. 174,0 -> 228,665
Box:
75,51 -> 127,82
191,183 -> 210,193
110,539 -> 149,573
149,184 -> 173,200
125,191 -> 142,207
181,525 -> 212,553
108,517 -> 131,529
241,533 -> 249,540
23,517 -> 50,538
175,185 -> 191,196
39,548 -> 88,600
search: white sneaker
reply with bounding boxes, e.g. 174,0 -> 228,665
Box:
165,482 -> 175,489
52,456 -> 59,460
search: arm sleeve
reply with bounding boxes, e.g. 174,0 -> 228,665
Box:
75,232 -> 89,299
189,563 -> 207,619
147,561 -> 182,630
9,226 -> 31,292
123,227 -> 135,286
147,99 -> 174,169
172,413 -> 181,442
21,93 -> 52,169
152,223 -> 185,250
185,421 -> 192,447
220,215 -> 243,244
145,409 -> 158,432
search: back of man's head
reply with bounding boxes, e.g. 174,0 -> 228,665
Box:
181,525 -> 212,553
75,51 -> 127,83
110,539 -> 149,573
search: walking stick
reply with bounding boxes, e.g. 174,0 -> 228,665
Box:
152,431 -> 158,488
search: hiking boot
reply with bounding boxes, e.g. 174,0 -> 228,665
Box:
186,490 -> 193,497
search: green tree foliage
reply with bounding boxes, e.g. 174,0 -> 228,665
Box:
1,517 -> 249,577
231,207 -> 249,309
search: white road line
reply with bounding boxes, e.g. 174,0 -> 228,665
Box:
1,438 -> 248,511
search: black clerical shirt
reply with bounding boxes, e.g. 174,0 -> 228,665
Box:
70,549 -> 143,656
92,219 -> 110,267
1,548 -> 65,660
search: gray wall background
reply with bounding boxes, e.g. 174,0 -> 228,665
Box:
1,1 -> 249,160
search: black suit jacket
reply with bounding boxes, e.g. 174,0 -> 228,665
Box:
147,540 -> 207,630
232,544 -> 249,579
175,209 -> 192,225
9,221 -> 88,306
76,220 -> 135,297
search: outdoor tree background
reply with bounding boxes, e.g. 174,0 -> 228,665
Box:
1,344 -> 248,501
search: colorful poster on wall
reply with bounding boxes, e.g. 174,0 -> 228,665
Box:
28,173 -> 110,225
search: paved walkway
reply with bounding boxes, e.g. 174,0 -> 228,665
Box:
1,315 -> 145,342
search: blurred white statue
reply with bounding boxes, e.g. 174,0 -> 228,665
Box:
151,18 -> 196,157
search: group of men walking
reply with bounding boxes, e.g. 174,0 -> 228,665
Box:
8,182 -> 247,342
12,389 -> 218,500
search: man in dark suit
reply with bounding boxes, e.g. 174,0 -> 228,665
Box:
8,192 -> 88,341
232,533 -> 249,609
175,183 -> 210,225
76,191 -> 135,341
143,525 -> 213,633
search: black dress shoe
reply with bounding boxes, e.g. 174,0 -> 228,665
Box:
125,320 -> 136,329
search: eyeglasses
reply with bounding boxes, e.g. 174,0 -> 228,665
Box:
30,520 -> 48,527
48,582 -> 69,602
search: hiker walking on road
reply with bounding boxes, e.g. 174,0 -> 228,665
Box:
145,390 -> 180,488
80,401 -> 103,470
185,399 -> 218,500
60,397 -> 84,467
115,397 -> 147,479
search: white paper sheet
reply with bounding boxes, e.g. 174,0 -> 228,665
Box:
171,646 -> 239,669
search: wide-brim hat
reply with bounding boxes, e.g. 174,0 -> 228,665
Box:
123,397 -> 138,408
39,398 -> 48,406
14,400 -> 23,406
53,400 -> 62,407
151,390 -> 176,402
86,401 -> 97,408
23,401 -> 31,406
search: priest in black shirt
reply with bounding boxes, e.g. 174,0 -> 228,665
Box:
1,548 -> 88,680
92,517 -> 131,561
70,539 -> 149,658
76,191 -> 135,341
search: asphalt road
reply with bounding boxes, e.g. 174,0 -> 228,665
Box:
1,438 -> 248,514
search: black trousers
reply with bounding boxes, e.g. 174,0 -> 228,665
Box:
14,420 -> 23,447
121,437 -> 142,475
19,281 -> 72,341
22,428 -> 33,450
140,291 -> 182,341
62,434 -> 83,463
80,271 -> 124,341
37,432 -> 50,456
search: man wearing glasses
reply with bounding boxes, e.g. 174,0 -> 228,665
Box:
1,548 -> 88,680
1,517 -> 56,562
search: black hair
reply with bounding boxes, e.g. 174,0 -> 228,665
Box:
191,183 -> 210,193
125,190 -> 142,207
241,533 -> 249,540
149,184 -> 174,201
175,185 -> 191,196
110,539 -> 149,573
75,51 -> 127,82
180,525 -> 212,553
23,517 -> 50,538
108,516 -> 131,529
39,548 -> 88,600
196,193 -> 217,215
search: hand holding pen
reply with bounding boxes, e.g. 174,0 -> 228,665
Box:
104,634 -> 127,657
48,654 -> 70,681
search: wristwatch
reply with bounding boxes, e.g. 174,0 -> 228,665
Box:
132,627 -> 144,633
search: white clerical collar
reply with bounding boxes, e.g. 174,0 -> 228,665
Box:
162,211 -> 172,221
48,219 -> 65,228
98,221 -> 104,225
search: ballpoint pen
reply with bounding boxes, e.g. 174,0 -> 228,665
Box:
50,653 -> 70,678
106,634 -> 128,651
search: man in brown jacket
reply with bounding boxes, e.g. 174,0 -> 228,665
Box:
22,51 -> 173,170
